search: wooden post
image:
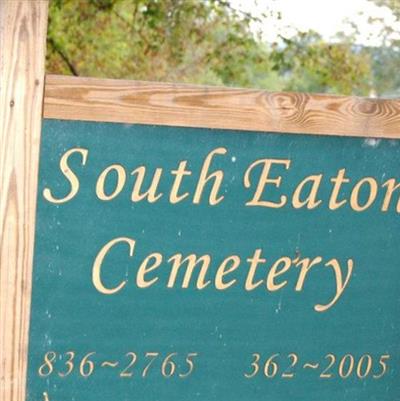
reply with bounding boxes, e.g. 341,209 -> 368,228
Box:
0,1 -> 48,400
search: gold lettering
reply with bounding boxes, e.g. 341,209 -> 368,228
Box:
292,174 -> 322,209
215,255 -> 241,290
295,257 -> 323,291
131,166 -> 163,202
350,177 -> 378,212
382,178 -> 400,212
329,169 -> 350,210
137,253 -> 162,288
96,164 -> 126,201
167,254 -> 211,289
193,148 -> 227,205
43,147 -> 88,204
315,259 -> 354,312
244,159 -> 291,208
92,237 -> 134,295
245,249 -> 265,290
170,161 -> 192,203
267,257 -> 292,291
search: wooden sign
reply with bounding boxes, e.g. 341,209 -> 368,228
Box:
20,75 -> 400,401
1,3 -> 400,401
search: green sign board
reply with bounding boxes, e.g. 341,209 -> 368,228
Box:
27,119 -> 399,401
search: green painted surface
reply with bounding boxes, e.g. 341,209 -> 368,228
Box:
27,120 -> 400,401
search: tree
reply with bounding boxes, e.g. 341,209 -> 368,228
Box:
373,0 -> 400,18
46,0 -> 379,96
270,32 -> 372,95
47,0 -> 273,87
366,0 -> 400,97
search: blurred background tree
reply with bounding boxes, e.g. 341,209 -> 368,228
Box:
46,0 -> 400,97
367,0 -> 400,97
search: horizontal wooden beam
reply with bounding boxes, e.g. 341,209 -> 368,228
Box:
44,74 -> 400,139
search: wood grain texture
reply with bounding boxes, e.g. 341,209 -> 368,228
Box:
44,74 -> 400,139
0,1 -> 48,401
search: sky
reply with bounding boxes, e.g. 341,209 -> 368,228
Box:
232,0 -> 400,46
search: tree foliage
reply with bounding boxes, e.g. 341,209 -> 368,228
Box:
373,0 -> 400,18
47,0 -> 273,87
271,32 -> 372,95
47,0 -> 396,97
366,0 -> 400,97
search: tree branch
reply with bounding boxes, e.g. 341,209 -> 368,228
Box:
47,36 -> 79,76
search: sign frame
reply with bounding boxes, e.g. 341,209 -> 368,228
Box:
44,74 -> 400,139
0,2 -> 48,401
1,1 -> 400,400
